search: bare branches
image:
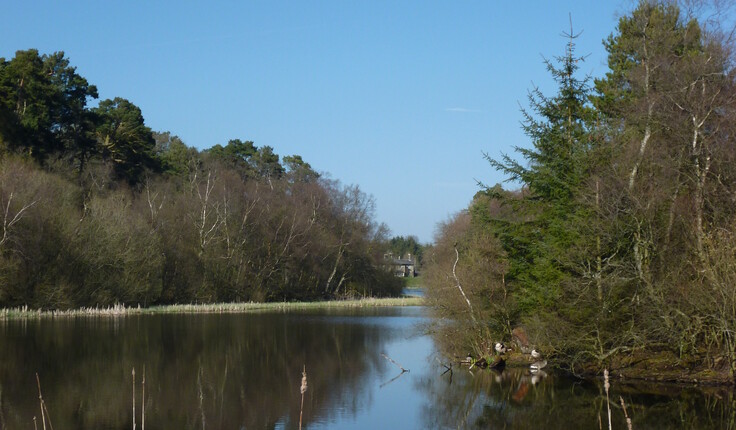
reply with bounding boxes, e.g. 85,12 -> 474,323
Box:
191,170 -> 227,257
144,182 -> 165,227
0,191 -> 38,249
452,246 -> 477,324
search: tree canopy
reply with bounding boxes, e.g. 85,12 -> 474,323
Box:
0,49 -> 402,309
425,1 -> 736,380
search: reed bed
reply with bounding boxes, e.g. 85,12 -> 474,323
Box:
0,297 -> 424,320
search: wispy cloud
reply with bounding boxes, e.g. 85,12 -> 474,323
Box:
435,180 -> 473,189
444,107 -> 485,113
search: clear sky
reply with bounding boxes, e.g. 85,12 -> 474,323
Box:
2,1 -> 629,243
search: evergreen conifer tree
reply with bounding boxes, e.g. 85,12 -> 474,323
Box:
485,26 -> 596,313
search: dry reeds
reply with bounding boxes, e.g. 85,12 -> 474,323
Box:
620,396 -> 633,430
604,369 -> 612,430
0,297 -> 424,320
601,369 -> 635,430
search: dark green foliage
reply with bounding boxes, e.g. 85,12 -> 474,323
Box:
0,50 -> 98,163
93,97 -> 159,184
387,235 -> 424,265
484,29 -> 596,313
154,131 -> 198,177
593,2 -> 702,120
283,154 -> 320,183
252,145 -> 284,183
207,138 -> 257,174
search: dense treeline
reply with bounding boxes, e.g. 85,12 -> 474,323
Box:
0,50 -> 401,309
426,1 -> 736,379
387,235 -> 425,263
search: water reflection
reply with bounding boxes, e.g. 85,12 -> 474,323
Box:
0,307 -> 426,430
1,308 -> 734,429
418,364 -> 736,429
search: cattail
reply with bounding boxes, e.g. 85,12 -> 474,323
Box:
301,366 -> 308,394
299,365 -> 308,430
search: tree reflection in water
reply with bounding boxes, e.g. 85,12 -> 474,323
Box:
0,308 -> 421,429
1,309 -> 735,429
417,364 -> 736,429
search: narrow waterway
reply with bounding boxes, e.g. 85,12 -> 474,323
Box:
0,306 -> 732,429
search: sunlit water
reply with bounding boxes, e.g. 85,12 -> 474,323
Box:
0,306 -> 733,429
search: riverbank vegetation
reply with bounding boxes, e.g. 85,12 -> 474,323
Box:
425,1 -> 736,383
0,51 -> 403,309
0,296 -> 423,320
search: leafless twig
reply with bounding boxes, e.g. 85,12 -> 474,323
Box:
381,353 -> 409,373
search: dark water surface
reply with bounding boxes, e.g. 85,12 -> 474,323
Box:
0,307 -> 733,429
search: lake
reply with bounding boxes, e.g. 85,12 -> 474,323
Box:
0,306 -> 733,429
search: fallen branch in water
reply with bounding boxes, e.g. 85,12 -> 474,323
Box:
381,353 -> 408,373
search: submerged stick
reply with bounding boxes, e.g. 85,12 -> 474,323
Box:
132,368 -> 136,430
197,366 -> 206,430
35,373 -> 49,430
142,366 -> 146,430
0,383 -> 5,430
381,353 -> 408,373
218,359 -> 228,427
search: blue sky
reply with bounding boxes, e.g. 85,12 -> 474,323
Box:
2,1 -> 628,243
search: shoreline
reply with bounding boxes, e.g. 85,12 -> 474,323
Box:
501,352 -> 736,387
0,296 -> 425,320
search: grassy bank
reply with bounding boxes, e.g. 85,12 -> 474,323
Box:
403,276 -> 423,289
0,297 -> 424,320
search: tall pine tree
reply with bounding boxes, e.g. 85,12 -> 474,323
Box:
485,26 -> 596,313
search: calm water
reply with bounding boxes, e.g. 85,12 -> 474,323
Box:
0,307 -> 733,429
